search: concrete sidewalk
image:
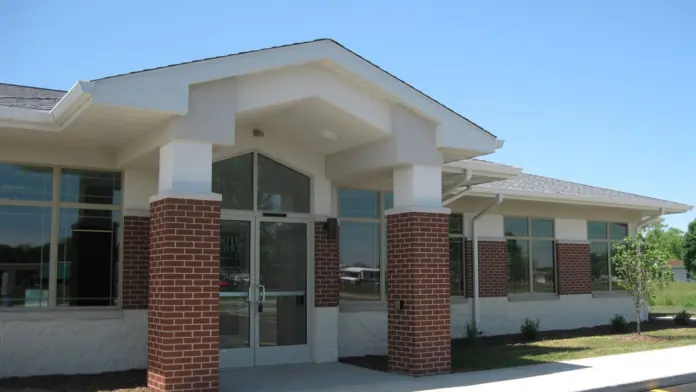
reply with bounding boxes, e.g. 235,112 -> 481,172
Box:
221,345 -> 696,392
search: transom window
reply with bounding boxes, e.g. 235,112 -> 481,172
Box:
505,217 -> 556,294
212,153 -> 310,214
337,189 -> 392,301
588,221 -> 628,291
0,164 -> 122,308
449,214 -> 466,297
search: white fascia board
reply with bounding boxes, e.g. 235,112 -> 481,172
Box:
466,187 -> 693,214
51,81 -> 94,126
0,106 -> 55,131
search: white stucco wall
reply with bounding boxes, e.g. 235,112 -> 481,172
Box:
0,310 -> 147,378
312,307 -> 339,363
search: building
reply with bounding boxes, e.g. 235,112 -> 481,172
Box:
0,39 -> 691,391
669,260 -> 690,282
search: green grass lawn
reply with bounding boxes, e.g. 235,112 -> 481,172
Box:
650,282 -> 696,314
452,327 -> 696,371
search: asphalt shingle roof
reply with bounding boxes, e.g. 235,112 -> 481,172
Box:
0,83 -> 65,111
475,173 -> 690,209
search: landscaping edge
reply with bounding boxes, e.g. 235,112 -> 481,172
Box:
585,372 -> 696,392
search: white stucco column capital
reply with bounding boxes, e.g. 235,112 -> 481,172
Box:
154,139 -> 219,201
388,164 -> 450,215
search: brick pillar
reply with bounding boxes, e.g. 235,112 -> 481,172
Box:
478,240 -> 508,297
314,222 -> 339,307
464,240 -> 474,298
387,212 -> 450,376
148,197 -> 220,392
556,242 -> 591,295
122,215 -> 150,310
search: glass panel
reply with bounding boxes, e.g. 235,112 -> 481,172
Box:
220,220 -> 251,349
0,206 -> 51,307
610,241 -> 624,290
532,240 -> 555,293
60,169 -> 121,205
588,221 -> 608,240
449,238 -> 464,296
258,222 -> 307,346
507,239 -> 530,293
338,189 -> 379,219
0,164 -> 53,202
57,208 -> 120,306
531,219 -> 554,238
504,217 -> 528,237
213,153 -> 253,211
610,223 -> 628,241
383,192 -> 394,211
449,214 -> 464,235
590,242 -> 610,291
339,222 -> 380,301
257,155 -> 310,213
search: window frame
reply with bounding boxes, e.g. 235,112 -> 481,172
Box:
449,214 -> 466,297
0,163 -> 123,311
504,216 -> 556,294
588,221 -> 629,292
337,189 -> 392,302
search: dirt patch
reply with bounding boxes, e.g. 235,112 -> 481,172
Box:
0,370 -> 147,392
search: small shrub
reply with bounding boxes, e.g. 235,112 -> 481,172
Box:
465,322 -> 481,344
674,310 -> 692,326
610,314 -> 627,333
520,318 -> 540,341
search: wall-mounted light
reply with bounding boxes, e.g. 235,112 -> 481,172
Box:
253,128 -> 265,138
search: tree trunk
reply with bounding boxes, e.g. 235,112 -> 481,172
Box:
636,309 -> 641,334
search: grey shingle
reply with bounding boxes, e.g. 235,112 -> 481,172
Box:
0,83 -> 65,111
475,173 -> 690,209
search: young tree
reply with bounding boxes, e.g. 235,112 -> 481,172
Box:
612,234 -> 673,334
683,220 -> 696,278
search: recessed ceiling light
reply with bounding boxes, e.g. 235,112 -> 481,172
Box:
321,130 -> 339,141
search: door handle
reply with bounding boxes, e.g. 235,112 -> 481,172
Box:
258,284 -> 266,303
246,285 -> 252,303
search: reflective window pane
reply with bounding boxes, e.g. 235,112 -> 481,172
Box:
610,241 -> 625,290
0,206 -> 51,307
213,153 -> 253,211
338,189 -> 379,219
507,239 -> 530,293
588,221 -> 608,240
532,240 -> 555,293
57,209 -> 120,306
590,242 -> 610,291
383,192 -> 394,211
610,223 -> 628,241
257,155 -> 310,213
504,217 -> 528,237
339,222 -> 380,301
219,220 -> 251,349
531,219 -> 554,238
450,238 -> 464,296
0,164 -> 53,202
60,169 -> 121,205
449,214 -> 464,235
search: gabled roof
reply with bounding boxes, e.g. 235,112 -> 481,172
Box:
0,83 -> 65,110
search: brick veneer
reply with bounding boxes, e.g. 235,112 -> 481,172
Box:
464,240 -> 474,298
148,198 -> 220,392
387,212 -> 451,376
122,216 -> 150,310
477,241 -> 508,297
556,242 -> 592,295
314,222 -> 339,307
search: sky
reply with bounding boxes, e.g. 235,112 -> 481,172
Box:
2,0 -> 694,229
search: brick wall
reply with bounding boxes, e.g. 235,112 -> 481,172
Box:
556,242 -> 592,295
122,216 -> 149,310
148,198 -> 220,392
464,240 -> 474,298
386,212 -> 450,376
478,241 -> 508,297
314,222 -> 339,307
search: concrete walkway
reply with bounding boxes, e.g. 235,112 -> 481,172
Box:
221,345 -> 696,392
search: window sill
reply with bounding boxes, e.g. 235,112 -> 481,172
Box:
592,291 -> 631,299
0,308 -> 124,321
508,293 -> 560,302
339,301 -> 386,313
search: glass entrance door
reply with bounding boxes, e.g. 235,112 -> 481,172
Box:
219,217 -> 310,368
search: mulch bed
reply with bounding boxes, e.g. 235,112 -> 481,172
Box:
0,369 -> 147,392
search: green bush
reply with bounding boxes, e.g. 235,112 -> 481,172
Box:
610,314 -> 627,333
520,318 -> 540,342
675,310 -> 692,326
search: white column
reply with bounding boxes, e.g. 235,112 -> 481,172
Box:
123,169 -> 158,216
388,164 -> 450,214
154,139 -> 219,200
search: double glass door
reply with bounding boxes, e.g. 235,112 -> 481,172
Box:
219,216 -> 310,368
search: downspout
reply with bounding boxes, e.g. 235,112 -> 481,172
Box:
472,194 -> 504,330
